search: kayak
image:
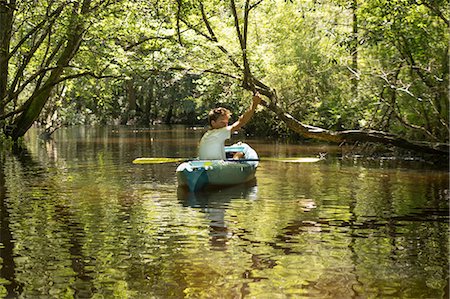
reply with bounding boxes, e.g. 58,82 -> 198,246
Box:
176,144 -> 259,192
176,159 -> 257,192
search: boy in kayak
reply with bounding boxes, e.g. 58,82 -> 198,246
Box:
198,92 -> 262,160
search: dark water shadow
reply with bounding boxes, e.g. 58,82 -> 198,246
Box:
0,152 -> 23,298
11,144 -> 41,171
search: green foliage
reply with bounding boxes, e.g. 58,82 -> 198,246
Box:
356,0 -> 449,140
245,109 -> 293,138
193,75 -> 247,124
1,0 -> 447,143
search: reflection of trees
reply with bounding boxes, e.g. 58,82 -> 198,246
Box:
0,153 -> 22,297
1,149 -> 91,298
0,129 -> 448,298
233,161 -> 448,297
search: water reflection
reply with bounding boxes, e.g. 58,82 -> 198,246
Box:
0,153 -> 20,297
0,126 -> 448,298
177,181 -> 258,250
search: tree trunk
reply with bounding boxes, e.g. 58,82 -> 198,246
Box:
143,77 -> 155,125
165,103 -> 173,124
0,0 -> 15,117
127,79 -> 136,112
351,0 -> 358,99
8,0 -> 91,140
122,79 -> 136,124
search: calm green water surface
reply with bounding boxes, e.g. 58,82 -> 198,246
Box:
0,126 -> 448,298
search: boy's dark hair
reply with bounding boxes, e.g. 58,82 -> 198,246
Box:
208,107 -> 231,126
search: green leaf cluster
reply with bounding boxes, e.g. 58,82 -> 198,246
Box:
1,0 -> 448,142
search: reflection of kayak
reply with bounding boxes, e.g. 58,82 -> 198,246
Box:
176,160 -> 257,192
177,179 -> 258,206
177,144 -> 258,192
177,182 -> 258,249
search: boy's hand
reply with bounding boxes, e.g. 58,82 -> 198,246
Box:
252,92 -> 262,108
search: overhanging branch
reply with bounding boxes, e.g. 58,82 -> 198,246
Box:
169,0 -> 450,157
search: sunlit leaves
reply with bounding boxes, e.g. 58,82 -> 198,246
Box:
3,0 -> 447,142
355,0 -> 449,140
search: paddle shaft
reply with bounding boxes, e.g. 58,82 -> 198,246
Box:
133,157 -> 321,164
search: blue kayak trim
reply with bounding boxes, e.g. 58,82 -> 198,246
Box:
224,146 -> 245,152
184,168 -> 209,191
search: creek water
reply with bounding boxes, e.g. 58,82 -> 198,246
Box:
0,126 -> 448,298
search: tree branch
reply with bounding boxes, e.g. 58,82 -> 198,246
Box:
230,0 -> 252,87
1,66 -> 57,111
181,0 -> 449,157
168,66 -> 241,79
249,0 -> 264,11
0,106 -> 25,121
264,101 -> 448,155
181,4 -> 243,71
176,0 -> 183,45
419,0 -> 449,26
8,2 -> 66,59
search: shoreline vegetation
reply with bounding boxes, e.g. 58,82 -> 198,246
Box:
2,124 -> 447,169
0,1 -> 447,164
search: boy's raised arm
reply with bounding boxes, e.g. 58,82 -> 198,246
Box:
230,93 -> 262,132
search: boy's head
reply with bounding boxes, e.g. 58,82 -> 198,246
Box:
208,107 -> 231,129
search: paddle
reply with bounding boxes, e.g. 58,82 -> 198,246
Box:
132,157 -> 322,164
133,157 -> 186,164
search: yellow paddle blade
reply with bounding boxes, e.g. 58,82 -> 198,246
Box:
281,157 -> 322,163
132,157 -> 185,164
264,157 -> 322,163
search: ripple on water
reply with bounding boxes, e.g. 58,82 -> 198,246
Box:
1,128 -> 448,298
